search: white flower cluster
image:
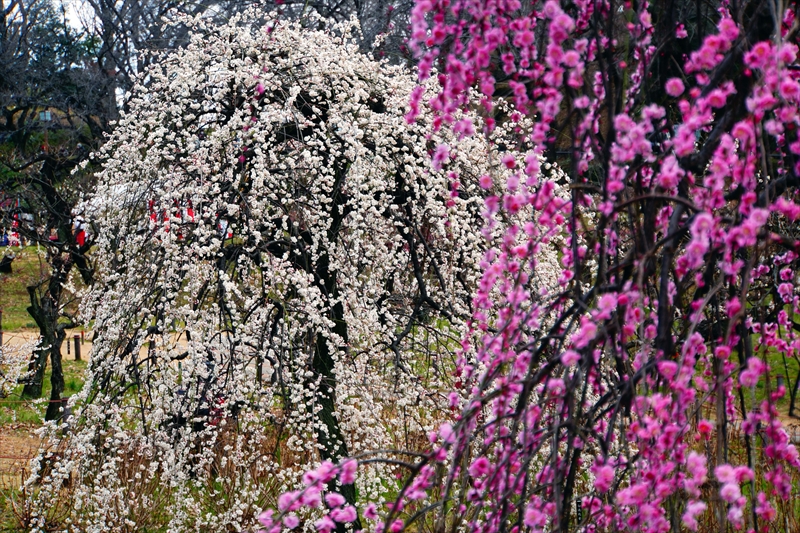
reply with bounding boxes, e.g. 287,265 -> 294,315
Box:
26,12 -> 532,532
0,340 -> 33,400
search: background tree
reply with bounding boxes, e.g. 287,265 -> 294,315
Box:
255,0 -> 415,60
0,0 -> 100,414
69,0 -> 261,120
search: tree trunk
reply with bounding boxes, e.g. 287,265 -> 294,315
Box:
44,328 -> 66,421
309,162 -> 361,527
312,300 -> 361,532
21,344 -> 48,399
313,326 -> 350,460
21,283 -> 57,399
21,256 -> 70,402
310,241 -> 359,502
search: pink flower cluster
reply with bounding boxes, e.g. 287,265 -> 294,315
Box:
271,3 -> 800,533
259,460 -> 360,533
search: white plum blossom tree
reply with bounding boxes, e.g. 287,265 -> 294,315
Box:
24,12 -> 561,533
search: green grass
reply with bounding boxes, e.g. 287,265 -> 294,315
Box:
751,345 -> 800,419
0,359 -> 87,426
0,246 -> 49,331
0,485 -> 25,533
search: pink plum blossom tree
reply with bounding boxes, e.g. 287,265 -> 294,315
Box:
265,1 -> 800,533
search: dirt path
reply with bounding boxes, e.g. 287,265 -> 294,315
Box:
0,424 -> 40,487
2,328 -> 92,362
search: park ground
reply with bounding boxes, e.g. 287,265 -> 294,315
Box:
0,248 -> 90,528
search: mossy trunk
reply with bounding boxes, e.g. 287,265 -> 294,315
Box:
309,160 -> 361,528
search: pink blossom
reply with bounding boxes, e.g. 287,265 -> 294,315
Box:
283,514 -> 300,529
453,118 -> 475,138
706,88 -> 728,108
779,282 -> 794,302
726,297 -> 741,317
686,451 -> 707,481
513,30 -> 534,48
545,378 -> 566,395
697,419 -> 714,438
616,482 -> 649,506
278,491 -> 300,512
727,506 -> 744,528
720,482 -> 741,503
506,174 -> 519,191
316,461 -> 337,483
485,195 -> 500,215
734,466 -> 754,483
523,505 -> 547,528
756,492 -> 777,521
594,464 -> 614,493
405,85 -> 425,123
541,0 -> 562,19
682,501 -> 707,531
560,350 -> 581,367
594,293 -> 617,320
665,78 -> 685,97
439,423 -> 455,443
363,503 -> 378,521
325,492 -> 346,508
780,78 -> 800,100
300,486 -> 322,508
657,360 -> 678,379
315,516 -> 337,533
501,154 -> 517,169
339,459 -> 357,485
468,457 -> 491,477
673,125 -> 697,156
331,505 -> 358,523
744,41 -> 773,69
739,357 -> 768,387
779,43 -> 799,63
562,50 -> 580,67
503,193 -> 524,214
259,510 -> 274,527
573,316 -> 598,349
432,144 -> 450,170
718,18 -> 739,41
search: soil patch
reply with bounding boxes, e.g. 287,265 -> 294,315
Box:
0,424 -> 40,485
